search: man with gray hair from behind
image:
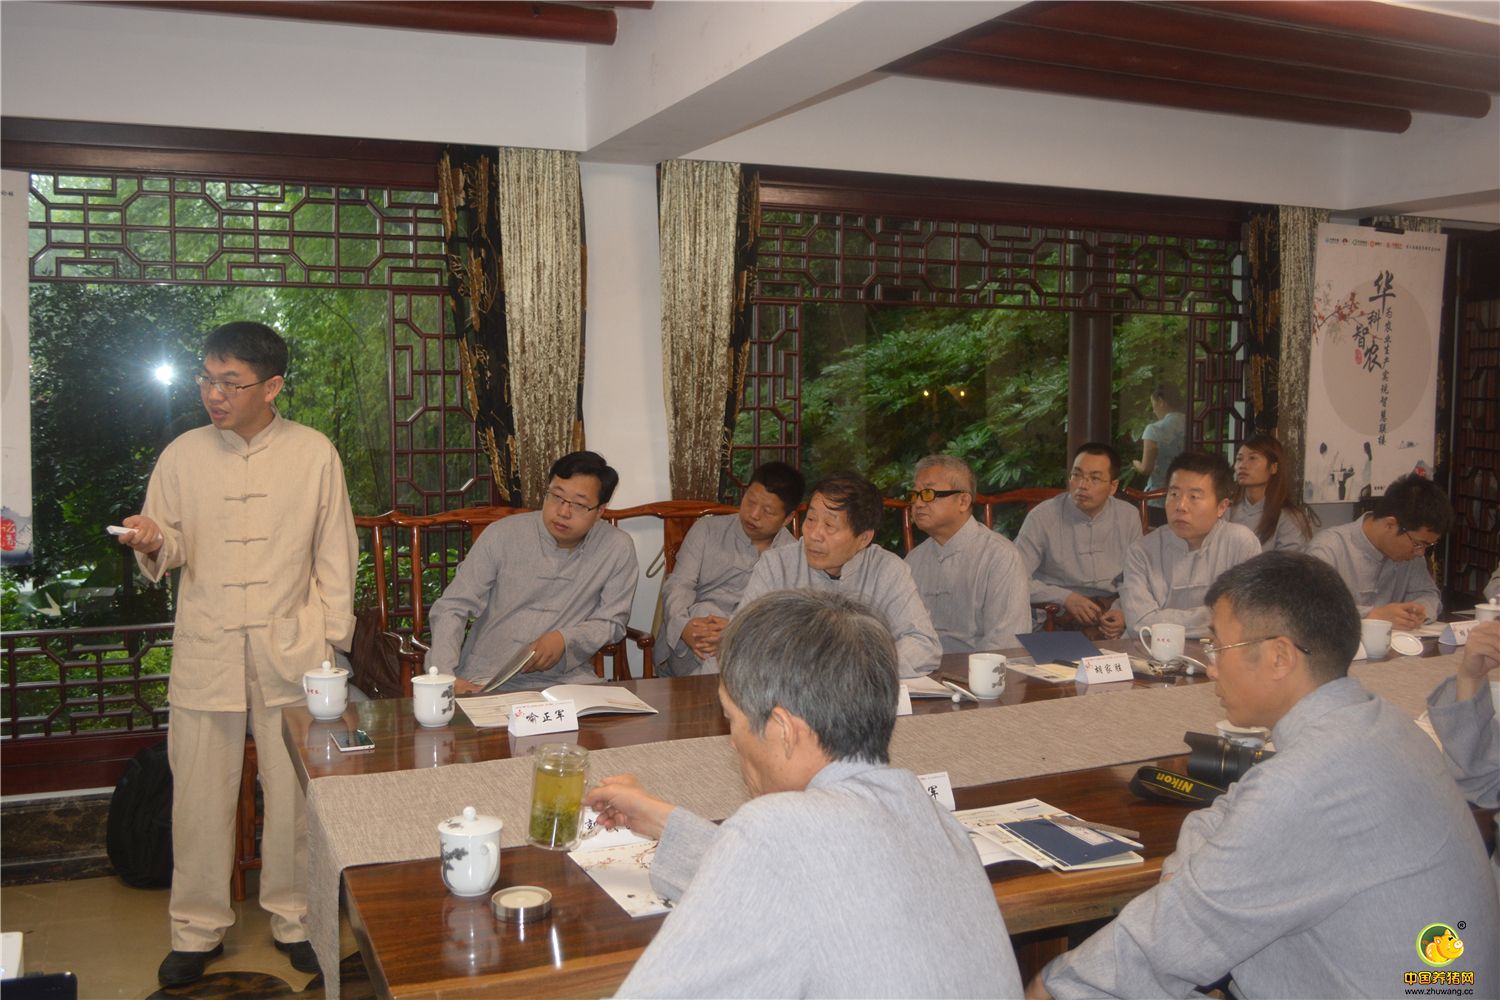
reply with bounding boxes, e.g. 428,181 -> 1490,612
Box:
587,590 -> 1023,999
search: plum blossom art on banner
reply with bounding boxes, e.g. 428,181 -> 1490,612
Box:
1304,222 -> 1446,503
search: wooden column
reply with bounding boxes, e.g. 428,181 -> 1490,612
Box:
1068,313 -> 1114,457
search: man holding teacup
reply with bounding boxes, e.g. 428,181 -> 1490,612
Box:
586,590 -> 1023,997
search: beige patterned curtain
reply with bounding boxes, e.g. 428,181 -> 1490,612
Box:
659,160 -> 741,499
499,148 -> 585,506
1276,205 -> 1331,496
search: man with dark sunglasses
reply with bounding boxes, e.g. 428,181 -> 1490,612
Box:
905,454 -> 1030,652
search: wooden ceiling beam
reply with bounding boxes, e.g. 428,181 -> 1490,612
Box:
944,24 -> 1490,117
887,50 -> 1412,133
1007,2 -> 1500,94
96,1 -> 620,45
1183,0 -> 1500,58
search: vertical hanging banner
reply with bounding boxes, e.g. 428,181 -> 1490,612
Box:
1,169 -> 33,565
1304,223 -> 1446,503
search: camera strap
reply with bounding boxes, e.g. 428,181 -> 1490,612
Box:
1128,765 -> 1226,807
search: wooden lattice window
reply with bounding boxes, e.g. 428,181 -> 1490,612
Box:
733,207 -> 1248,491
26,170 -> 489,514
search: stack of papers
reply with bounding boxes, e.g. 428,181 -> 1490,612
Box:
956,798 -> 1143,871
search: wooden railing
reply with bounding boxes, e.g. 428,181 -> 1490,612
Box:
5,487 -> 1135,793
1,622 -> 175,794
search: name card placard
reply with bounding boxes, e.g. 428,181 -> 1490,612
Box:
508,699 -> 579,737
1442,620 -> 1479,646
1076,652 -> 1132,685
917,771 -> 956,811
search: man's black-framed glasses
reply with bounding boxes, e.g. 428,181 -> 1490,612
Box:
908,488 -> 965,504
544,490 -> 601,515
194,374 -> 274,395
1398,528 -> 1439,552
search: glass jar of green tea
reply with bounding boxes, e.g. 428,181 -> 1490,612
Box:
526,743 -> 590,850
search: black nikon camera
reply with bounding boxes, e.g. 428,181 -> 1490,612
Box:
1129,731 -> 1275,806
1184,731 -> 1274,787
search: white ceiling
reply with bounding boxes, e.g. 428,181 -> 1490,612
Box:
3,0 -> 1497,223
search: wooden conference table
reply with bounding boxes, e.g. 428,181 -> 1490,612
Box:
282,642 -> 1487,1000
284,648 -> 1215,998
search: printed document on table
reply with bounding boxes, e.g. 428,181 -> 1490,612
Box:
569,837 -> 671,918
1003,658 -> 1077,684
955,798 -> 1142,871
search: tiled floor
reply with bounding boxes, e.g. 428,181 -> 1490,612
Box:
0,873 -> 362,999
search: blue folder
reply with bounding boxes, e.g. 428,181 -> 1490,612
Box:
1016,630 -> 1103,665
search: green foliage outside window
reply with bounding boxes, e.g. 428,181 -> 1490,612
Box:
796,305 -> 1188,504
5,283 -> 392,633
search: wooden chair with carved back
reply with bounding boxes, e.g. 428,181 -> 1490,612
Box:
1120,486 -> 1167,534
371,505 -> 637,691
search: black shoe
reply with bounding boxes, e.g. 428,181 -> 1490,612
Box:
275,938 -> 321,975
157,943 -> 223,986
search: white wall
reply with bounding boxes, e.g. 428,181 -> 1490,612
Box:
580,162 -> 669,672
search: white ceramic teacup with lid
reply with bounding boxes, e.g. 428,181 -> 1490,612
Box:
302,660 -> 349,721
438,806 -> 502,897
413,665 -> 457,728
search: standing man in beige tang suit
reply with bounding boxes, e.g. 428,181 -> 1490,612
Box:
118,322 -> 357,988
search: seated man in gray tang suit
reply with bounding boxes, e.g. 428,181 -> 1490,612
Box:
653,461 -> 803,676
1014,442 -> 1142,639
587,590 -> 1025,999
1118,451 -> 1260,639
737,472 -> 942,677
1032,552 -> 1499,1000
427,451 -> 639,693
1305,471 -> 1447,630
905,454 -> 1031,652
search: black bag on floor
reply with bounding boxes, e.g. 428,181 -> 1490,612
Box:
106,738 -> 173,888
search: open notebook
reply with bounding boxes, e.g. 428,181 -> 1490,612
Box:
457,685 -> 657,728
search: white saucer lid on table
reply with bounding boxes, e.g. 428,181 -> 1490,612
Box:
1390,632 -> 1424,657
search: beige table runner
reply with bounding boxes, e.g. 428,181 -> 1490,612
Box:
307,652 -> 1462,998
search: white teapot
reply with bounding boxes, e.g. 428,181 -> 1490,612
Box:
438,806 -> 502,897
302,661 -> 348,721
